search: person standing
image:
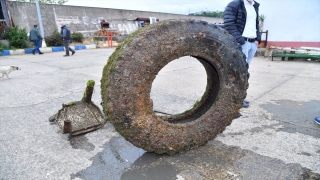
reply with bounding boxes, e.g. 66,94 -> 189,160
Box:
60,23 -> 75,57
224,0 -> 261,108
29,25 -> 43,55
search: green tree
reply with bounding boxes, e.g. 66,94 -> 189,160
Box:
189,10 -> 224,18
11,0 -> 68,5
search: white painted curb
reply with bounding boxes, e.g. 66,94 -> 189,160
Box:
86,44 -> 97,49
40,47 -> 53,53
9,49 -> 25,55
3,44 -> 99,56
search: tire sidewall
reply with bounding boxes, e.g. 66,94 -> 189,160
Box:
101,19 -> 248,154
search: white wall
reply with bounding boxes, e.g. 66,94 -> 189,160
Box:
259,0 -> 320,43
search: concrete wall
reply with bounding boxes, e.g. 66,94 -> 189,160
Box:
259,0 -> 320,48
7,2 -> 223,37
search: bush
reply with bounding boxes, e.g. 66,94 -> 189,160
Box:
43,30 -> 84,46
6,26 -> 28,49
0,42 -> 5,52
0,41 -> 9,55
45,30 -> 63,47
71,32 -> 84,43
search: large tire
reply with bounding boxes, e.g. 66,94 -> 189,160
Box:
101,19 -> 248,155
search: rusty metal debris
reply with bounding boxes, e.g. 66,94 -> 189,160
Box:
49,80 -> 106,136
63,119 -> 72,133
94,29 -> 120,37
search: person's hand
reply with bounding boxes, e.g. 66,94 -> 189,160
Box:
255,40 -> 259,46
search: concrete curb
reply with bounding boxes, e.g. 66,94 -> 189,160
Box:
0,44 -> 98,56
1,46 -> 270,57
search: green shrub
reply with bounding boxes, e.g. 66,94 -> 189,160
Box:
71,32 -> 84,43
0,41 -> 8,54
45,30 -> 63,46
0,43 -> 5,52
44,31 -> 84,46
6,26 -> 28,48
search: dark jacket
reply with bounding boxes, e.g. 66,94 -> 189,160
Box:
29,28 -> 42,41
60,25 -> 71,40
224,0 -> 261,45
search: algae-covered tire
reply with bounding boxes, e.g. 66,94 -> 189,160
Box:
101,19 -> 248,155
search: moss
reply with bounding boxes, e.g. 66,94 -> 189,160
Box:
102,20 -> 187,122
100,27 -> 147,121
83,91 -> 86,100
83,80 -> 95,100
87,79 -> 95,87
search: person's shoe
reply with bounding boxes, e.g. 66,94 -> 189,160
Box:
39,52 -> 44,55
243,99 -> 249,104
32,50 -> 35,55
315,117 -> 320,125
63,55 -> 70,57
72,51 -> 75,55
242,101 -> 249,108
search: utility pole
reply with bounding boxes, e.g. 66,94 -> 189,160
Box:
35,0 -> 47,47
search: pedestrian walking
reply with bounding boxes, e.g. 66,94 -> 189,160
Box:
60,23 -> 75,57
29,25 -> 44,55
224,0 -> 261,108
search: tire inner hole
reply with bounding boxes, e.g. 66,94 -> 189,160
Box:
150,56 -> 220,124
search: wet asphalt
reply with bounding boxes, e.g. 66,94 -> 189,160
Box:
0,48 -> 319,180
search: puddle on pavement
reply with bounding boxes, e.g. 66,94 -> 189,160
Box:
71,137 -> 319,180
51,120 -> 96,152
70,137 -> 145,180
260,100 -> 320,138
69,135 -> 95,152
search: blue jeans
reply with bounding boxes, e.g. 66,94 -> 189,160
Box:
32,40 -> 42,53
241,41 -> 258,67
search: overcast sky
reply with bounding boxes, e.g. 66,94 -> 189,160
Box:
64,0 -> 229,15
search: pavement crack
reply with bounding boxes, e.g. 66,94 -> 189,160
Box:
253,72 -> 303,102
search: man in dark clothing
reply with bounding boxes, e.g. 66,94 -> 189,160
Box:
224,0 -> 261,108
60,23 -> 75,57
29,25 -> 43,55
